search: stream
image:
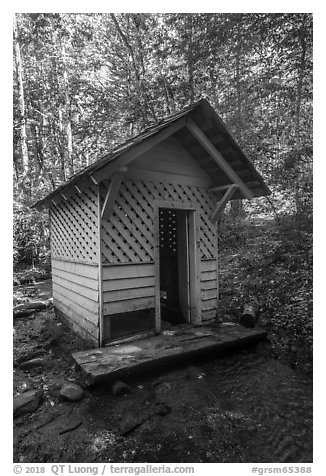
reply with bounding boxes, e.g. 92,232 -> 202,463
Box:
199,348 -> 313,462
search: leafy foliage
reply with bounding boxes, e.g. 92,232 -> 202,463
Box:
13,14 -> 313,363
13,201 -> 50,272
13,13 -> 312,207
218,212 -> 312,368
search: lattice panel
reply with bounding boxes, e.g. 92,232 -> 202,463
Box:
100,180 -> 155,263
50,184 -> 98,263
159,209 -> 178,253
101,179 -> 217,263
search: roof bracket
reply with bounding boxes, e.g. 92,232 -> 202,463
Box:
210,184 -> 239,224
90,175 -> 98,185
101,167 -> 127,221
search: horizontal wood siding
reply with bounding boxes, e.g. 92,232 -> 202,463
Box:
103,263 -> 155,316
52,258 -> 99,343
200,259 -> 218,321
130,138 -> 212,185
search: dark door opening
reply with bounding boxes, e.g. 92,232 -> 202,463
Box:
159,208 -> 190,327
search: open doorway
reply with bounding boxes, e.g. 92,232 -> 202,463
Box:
159,208 -> 191,327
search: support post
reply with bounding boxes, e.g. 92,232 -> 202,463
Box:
97,184 -> 104,347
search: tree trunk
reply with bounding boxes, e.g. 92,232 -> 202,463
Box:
294,17 -> 308,214
110,13 -> 151,126
61,42 -> 74,178
231,21 -> 245,216
13,15 -> 29,177
186,16 -> 195,103
57,107 -> 67,182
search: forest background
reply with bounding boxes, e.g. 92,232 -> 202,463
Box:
12,13 -> 313,366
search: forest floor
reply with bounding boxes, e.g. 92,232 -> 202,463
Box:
13,215 -> 313,463
218,213 -> 313,371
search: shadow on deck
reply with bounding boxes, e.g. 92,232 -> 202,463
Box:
72,323 -> 267,386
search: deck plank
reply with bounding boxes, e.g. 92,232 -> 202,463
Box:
72,323 -> 267,386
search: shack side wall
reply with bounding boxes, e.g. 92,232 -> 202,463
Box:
101,138 -> 219,325
49,182 -> 100,344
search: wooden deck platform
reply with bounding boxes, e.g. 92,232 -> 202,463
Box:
72,323 -> 267,386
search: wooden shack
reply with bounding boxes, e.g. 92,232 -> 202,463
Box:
33,99 -> 270,347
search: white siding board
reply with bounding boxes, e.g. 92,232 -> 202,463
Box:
52,267 -> 98,291
103,286 -> 155,303
130,138 -> 211,181
53,282 -> 98,314
51,258 -> 99,339
102,276 -> 155,292
201,270 -> 217,282
55,299 -> 98,343
200,259 -> 218,320
202,309 -> 217,321
52,259 -> 98,280
102,263 -> 154,280
201,280 -> 218,291
103,297 -> 155,315
52,274 -> 98,302
102,263 -> 156,317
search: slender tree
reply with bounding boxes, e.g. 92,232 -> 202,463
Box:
13,14 -> 29,178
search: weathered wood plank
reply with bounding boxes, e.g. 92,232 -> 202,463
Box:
52,268 -> 99,291
53,292 -> 98,327
103,286 -> 155,303
55,300 -> 98,343
201,280 -> 218,291
131,149 -> 210,179
90,116 -> 187,183
102,276 -> 155,292
202,309 -> 217,321
52,259 -> 98,279
52,274 -> 98,302
53,282 -> 98,314
201,288 -> 218,301
201,270 -> 217,282
102,263 -> 154,280
201,297 -> 218,311
127,169 -> 211,189
103,296 -> 155,315
72,324 -> 267,385
200,259 -> 218,272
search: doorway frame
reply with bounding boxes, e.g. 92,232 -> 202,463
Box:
153,199 -> 201,333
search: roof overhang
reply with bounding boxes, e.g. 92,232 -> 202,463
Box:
31,99 -> 270,211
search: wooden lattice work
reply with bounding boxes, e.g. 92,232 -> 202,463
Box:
50,184 -> 98,263
101,179 -> 217,264
159,208 -> 178,253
